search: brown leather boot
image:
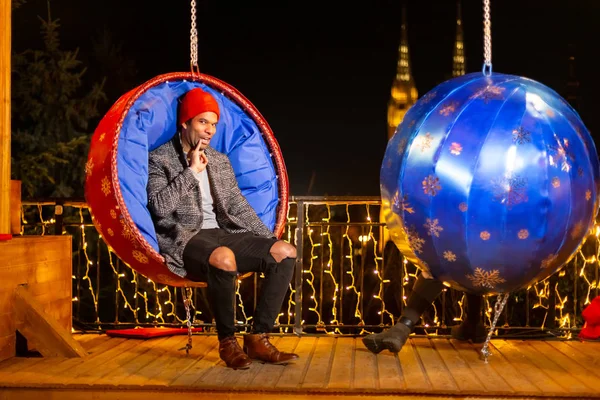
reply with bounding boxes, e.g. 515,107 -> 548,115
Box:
243,333 -> 299,365
219,336 -> 252,369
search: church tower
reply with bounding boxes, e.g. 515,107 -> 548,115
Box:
387,5 -> 418,140
453,0 -> 466,77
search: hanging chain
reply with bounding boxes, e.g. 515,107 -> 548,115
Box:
179,287 -> 194,356
190,0 -> 199,73
482,0 -> 492,76
480,292 -> 509,363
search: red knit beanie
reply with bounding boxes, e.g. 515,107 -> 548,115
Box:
178,88 -> 220,126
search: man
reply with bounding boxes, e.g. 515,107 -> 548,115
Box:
147,87 -> 298,369
362,273 -> 485,354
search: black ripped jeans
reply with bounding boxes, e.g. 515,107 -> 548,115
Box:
183,229 -> 295,339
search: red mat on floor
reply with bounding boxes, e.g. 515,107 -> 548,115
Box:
105,327 -> 203,339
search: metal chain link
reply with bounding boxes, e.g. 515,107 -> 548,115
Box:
190,0 -> 199,72
480,292 -> 509,363
179,287 -> 194,356
482,0 -> 492,76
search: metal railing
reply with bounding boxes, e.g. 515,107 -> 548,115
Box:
19,197 -> 599,337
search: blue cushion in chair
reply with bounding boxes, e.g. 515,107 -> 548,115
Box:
116,80 -> 279,251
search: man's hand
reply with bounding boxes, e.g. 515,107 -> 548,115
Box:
188,141 -> 208,173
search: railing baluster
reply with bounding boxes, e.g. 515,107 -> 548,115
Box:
294,201 -> 305,335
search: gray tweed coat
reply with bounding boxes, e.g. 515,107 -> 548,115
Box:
147,136 -> 274,277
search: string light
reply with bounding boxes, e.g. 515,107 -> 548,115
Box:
343,204 -> 364,327
305,204 -> 324,327
79,207 -> 100,324
19,202 -> 600,334
235,278 -> 252,331
367,205 -> 395,327
281,206 -> 297,333
323,204 -> 341,334
106,247 -> 139,321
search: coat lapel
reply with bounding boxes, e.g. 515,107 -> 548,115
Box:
205,147 -> 225,209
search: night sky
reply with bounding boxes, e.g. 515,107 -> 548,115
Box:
12,0 -> 600,196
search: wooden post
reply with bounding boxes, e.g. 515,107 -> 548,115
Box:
0,0 -> 11,239
10,180 -> 21,235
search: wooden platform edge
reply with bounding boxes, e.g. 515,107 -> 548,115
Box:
14,285 -> 87,358
0,387 -> 597,400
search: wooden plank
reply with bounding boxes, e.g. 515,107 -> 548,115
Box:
196,336 -> 283,389
376,344 -> 404,390
547,341 -> 600,374
0,265 -> 70,284
431,339 -> 483,394
484,341 -> 543,395
0,355 -> 45,383
192,337 -> 264,390
28,279 -> 70,298
0,291 -> 12,313
13,285 -> 86,358
0,356 -> 23,371
326,337 -> 354,389
245,335 -> 300,389
450,339 -> 516,395
29,293 -> 71,311
276,336 -> 317,389
507,341 -> 591,393
28,261 -> 72,285
301,337 -> 336,389
73,333 -> 96,344
140,335 -> 218,387
3,333 -> 120,383
74,337 -> 169,385
0,260 -> 70,279
0,313 -> 15,340
412,337 -> 458,393
0,334 -> 15,362
397,338 -> 431,392
45,338 -> 141,385
223,336 -> 283,389
74,334 -> 111,352
564,340 -> 600,361
93,336 -> 179,386
122,335 -> 190,386
528,341 -> 600,391
0,387 -> 563,400
8,337 -> 127,384
7,356 -> 68,384
491,340 -> 565,394
0,237 -> 71,270
169,336 -> 222,387
353,337 -> 378,390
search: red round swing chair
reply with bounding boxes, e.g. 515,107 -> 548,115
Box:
85,71 -> 289,289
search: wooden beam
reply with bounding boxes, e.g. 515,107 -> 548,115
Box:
0,0 -> 11,237
0,389 -> 513,400
10,180 -> 21,235
14,285 -> 87,358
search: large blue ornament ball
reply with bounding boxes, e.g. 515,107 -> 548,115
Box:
381,72 -> 600,295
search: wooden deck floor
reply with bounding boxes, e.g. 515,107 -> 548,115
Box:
0,334 -> 599,399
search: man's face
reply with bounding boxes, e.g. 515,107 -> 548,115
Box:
181,111 -> 218,151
